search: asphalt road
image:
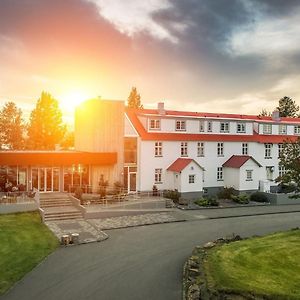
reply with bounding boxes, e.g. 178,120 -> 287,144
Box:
2,212 -> 300,300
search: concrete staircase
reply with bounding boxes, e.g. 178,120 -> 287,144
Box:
40,193 -> 83,222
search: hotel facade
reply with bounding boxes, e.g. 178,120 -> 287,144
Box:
0,99 -> 299,198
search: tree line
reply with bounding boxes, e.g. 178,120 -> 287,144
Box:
0,92 -> 73,150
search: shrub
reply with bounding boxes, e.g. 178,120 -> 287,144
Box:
195,197 -> 219,207
250,192 -> 268,203
217,187 -> 235,199
231,194 -> 249,204
164,190 -> 180,202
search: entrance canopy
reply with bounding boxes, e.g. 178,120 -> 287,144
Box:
0,151 -> 117,166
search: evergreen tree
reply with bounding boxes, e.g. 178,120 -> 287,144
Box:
27,92 -> 66,149
127,87 -> 143,109
0,101 -> 25,149
258,108 -> 271,117
276,96 -> 299,117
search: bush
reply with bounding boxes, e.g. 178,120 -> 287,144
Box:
164,190 -> 180,202
217,187 -> 235,199
195,197 -> 219,207
231,194 -> 249,204
250,192 -> 268,203
278,184 -> 297,194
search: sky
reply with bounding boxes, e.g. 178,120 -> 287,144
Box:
1,0 -> 300,123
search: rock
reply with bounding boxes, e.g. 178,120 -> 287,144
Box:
203,241 -> 216,249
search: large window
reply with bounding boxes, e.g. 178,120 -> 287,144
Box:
237,123 -> 246,133
265,143 -> 272,158
263,124 -> 272,134
155,168 -> 162,184
149,119 -> 160,130
155,142 -> 162,157
197,142 -> 205,157
176,120 -> 186,131
217,167 -> 223,181
220,122 -> 229,133
124,137 -> 137,163
242,143 -> 248,155
217,142 -> 224,156
181,142 -> 188,157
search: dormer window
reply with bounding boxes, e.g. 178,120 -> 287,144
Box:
263,124 -> 272,134
237,123 -> 246,133
294,125 -> 300,135
176,120 -> 186,131
149,119 -> 160,130
199,120 -> 205,132
279,124 -> 287,134
220,122 -> 229,133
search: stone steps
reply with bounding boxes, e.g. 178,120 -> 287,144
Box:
44,211 -> 83,221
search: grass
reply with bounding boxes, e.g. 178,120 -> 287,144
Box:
0,212 -> 59,295
205,229 -> 300,299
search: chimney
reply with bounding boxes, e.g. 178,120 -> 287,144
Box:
157,102 -> 165,115
272,110 -> 280,122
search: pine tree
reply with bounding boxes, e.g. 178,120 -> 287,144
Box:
27,92 -> 66,149
276,96 -> 299,117
127,87 -> 143,109
0,102 -> 25,149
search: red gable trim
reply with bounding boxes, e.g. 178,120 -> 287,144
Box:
223,155 -> 262,168
167,158 -> 193,172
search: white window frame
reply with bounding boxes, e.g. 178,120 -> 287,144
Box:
265,143 -> 272,159
242,143 -> 248,155
266,166 -> 274,181
294,125 -> 300,135
199,120 -> 205,132
279,124 -> 287,135
278,166 -> 286,177
207,121 -> 212,132
217,167 -> 223,181
176,120 -> 186,131
278,143 -> 283,157
154,142 -> 162,157
197,142 -> 205,157
217,142 -> 224,157
154,168 -> 162,184
149,119 -> 160,130
246,170 -> 253,181
220,122 -> 230,133
181,142 -> 188,157
237,123 -> 246,133
189,174 -> 195,184
263,124 -> 272,134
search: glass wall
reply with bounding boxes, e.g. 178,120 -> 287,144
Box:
0,166 -> 28,192
63,164 -> 89,192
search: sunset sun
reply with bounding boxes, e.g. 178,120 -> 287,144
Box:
60,90 -> 91,112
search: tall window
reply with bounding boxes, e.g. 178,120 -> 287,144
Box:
279,124 -> 287,134
197,142 -> 205,157
155,169 -> 162,183
199,120 -> 205,132
149,119 -> 160,130
176,120 -> 186,131
294,125 -> 300,135
246,170 -> 253,181
279,166 -> 286,177
181,142 -> 188,157
265,143 -> 272,158
237,123 -> 246,133
242,143 -> 248,155
263,124 -> 272,134
217,142 -> 224,156
220,122 -> 229,133
278,143 -> 283,157
189,175 -> 195,184
217,167 -> 223,181
207,121 -> 212,132
266,166 -> 274,180
154,142 -> 162,157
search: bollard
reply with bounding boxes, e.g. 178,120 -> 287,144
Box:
71,233 -> 79,245
61,234 -> 70,245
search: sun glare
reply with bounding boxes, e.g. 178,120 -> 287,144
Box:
60,90 -> 91,112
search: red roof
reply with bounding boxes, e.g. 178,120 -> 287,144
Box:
222,155 -> 262,168
126,110 -> 298,143
167,158 -> 204,172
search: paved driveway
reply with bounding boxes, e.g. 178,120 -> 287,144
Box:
2,212 -> 300,300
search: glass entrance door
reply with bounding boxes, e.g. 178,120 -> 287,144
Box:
31,167 -> 60,192
129,173 -> 137,192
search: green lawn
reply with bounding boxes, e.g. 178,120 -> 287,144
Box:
0,212 -> 58,295
205,229 -> 300,299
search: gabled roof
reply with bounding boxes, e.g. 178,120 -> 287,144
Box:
222,155 -> 262,168
167,158 -> 204,172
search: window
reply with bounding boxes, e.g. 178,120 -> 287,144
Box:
242,143 -> 248,155
279,124 -> 287,134
220,122 -> 229,133
149,119 -> 160,130
294,125 -> 300,135
217,167 -> 223,181
176,120 -> 186,131
197,142 -> 205,157
181,142 -> 188,157
246,170 -> 253,181
217,142 -> 224,156
279,166 -> 286,177
154,142 -> 162,157
265,143 -> 272,158
189,175 -> 195,184
278,143 -> 283,157
199,120 -> 205,132
237,123 -> 246,133
207,121 -> 212,132
155,168 -> 162,183
263,124 -> 272,134
266,166 -> 274,181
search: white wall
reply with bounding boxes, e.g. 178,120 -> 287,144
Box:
223,168 -> 240,190
239,160 -> 261,191
180,161 -> 203,193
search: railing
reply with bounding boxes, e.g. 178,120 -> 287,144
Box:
0,191 -> 37,205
